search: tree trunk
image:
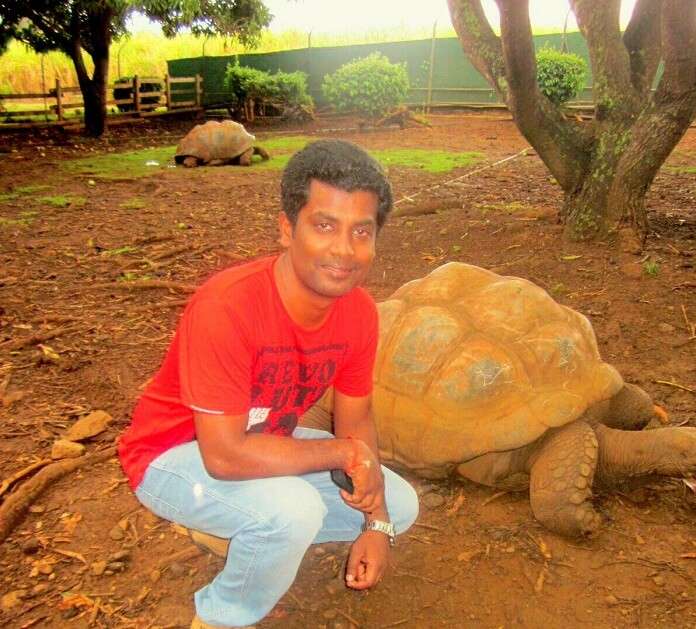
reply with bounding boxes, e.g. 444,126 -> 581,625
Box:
67,6 -> 112,137
80,53 -> 109,137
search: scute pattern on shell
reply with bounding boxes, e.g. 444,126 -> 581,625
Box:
373,262 -> 623,478
175,120 -> 255,164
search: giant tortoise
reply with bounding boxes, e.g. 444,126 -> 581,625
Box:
301,262 -> 696,537
174,120 -> 270,167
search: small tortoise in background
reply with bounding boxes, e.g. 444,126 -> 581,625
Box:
175,120 -> 270,167
301,262 -> 696,537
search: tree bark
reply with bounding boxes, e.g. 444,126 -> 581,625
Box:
67,5 -> 112,137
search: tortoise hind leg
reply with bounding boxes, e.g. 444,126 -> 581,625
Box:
528,420 -> 601,537
238,148 -> 253,166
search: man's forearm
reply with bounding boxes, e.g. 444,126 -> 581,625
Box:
202,432 -> 355,480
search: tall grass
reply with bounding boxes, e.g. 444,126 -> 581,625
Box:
1,26 -> 459,94
1,24 -> 568,96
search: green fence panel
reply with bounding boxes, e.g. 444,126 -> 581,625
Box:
167,32 -> 594,108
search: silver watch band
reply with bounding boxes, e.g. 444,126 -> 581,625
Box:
362,519 -> 395,546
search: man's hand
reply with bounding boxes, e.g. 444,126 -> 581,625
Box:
340,439 -> 384,514
345,530 -> 390,590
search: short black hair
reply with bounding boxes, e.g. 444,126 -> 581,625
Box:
280,139 -> 392,229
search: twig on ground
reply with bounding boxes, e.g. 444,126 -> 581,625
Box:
681,305 -> 696,338
93,280 -> 196,293
0,325 -> 80,351
159,546 -> 201,569
481,491 -> 509,506
336,609 -> 362,628
654,380 -> 695,394
128,299 -> 189,313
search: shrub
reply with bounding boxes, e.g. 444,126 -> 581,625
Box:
322,52 -> 409,118
268,71 -> 313,108
224,62 -> 313,119
536,48 -> 587,105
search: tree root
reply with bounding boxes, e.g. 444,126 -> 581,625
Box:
0,446 -> 116,543
0,459 -> 52,498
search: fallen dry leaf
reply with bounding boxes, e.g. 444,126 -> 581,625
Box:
446,492 -> 466,517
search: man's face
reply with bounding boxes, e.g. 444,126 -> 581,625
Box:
279,179 -> 379,300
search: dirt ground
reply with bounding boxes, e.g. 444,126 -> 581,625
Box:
0,112 -> 695,629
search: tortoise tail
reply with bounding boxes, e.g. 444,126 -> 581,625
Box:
254,146 -> 270,161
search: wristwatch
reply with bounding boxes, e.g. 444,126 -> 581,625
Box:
362,519 -> 395,546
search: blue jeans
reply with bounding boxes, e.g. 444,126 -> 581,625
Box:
135,427 -> 419,627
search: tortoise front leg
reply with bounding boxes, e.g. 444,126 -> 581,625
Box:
528,420 -> 601,537
595,424 -> 696,480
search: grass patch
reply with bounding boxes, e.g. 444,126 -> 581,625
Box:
255,142 -> 484,174
0,185 -> 52,203
102,245 -> 137,257
480,201 -> 530,214
254,135 -> 312,170
15,184 -> 51,194
39,194 -> 86,208
64,146 -> 176,180
118,271 -> 153,282
370,149 -> 484,173
664,165 -> 696,175
0,210 -> 38,227
120,198 -> 146,210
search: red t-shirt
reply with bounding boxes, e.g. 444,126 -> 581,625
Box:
118,255 -> 378,490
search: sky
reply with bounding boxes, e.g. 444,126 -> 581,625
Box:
130,1 -> 639,35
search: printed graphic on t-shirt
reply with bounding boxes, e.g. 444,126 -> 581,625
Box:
248,343 -> 348,434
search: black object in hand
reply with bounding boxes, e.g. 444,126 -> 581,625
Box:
330,469 -> 354,494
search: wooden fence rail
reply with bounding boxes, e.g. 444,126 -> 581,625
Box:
0,74 -> 203,126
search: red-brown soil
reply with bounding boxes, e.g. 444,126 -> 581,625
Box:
0,112 -> 695,628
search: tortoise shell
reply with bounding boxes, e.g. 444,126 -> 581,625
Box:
175,120 -> 255,164
373,262 -> 623,478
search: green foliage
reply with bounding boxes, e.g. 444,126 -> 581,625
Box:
322,52 -> 409,118
0,1 -> 272,135
223,62 -> 312,110
643,260 -> 660,276
535,47 -> 587,105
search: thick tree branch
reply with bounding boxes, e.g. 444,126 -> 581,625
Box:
494,0 -> 589,191
446,0 -> 507,99
571,0 -> 637,115
655,0 -> 696,104
623,0 -> 663,95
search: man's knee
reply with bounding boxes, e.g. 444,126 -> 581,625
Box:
386,473 -> 419,535
259,478 -> 327,542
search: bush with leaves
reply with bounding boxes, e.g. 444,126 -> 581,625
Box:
224,62 -> 312,120
536,48 -> 587,105
322,52 -> 409,119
